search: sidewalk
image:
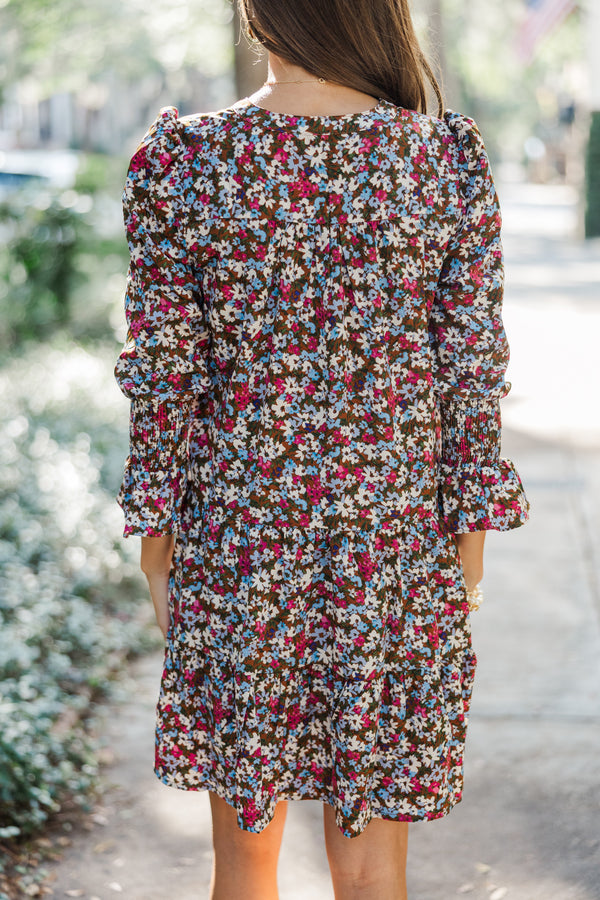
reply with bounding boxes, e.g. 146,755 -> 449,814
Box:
46,182 -> 600,900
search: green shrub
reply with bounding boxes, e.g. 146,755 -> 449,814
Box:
0,191 -> 87,348
0,342 -> 147,837
0,155 -> 129,352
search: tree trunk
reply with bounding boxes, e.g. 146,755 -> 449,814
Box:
232,5 -> 268,98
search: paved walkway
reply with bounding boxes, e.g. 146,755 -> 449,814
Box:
47,181 -> 600,899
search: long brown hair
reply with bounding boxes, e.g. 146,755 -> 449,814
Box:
239,0 -> 443,117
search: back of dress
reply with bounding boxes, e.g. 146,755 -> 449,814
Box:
114,98 -> 529,837
116,98 -> 527,537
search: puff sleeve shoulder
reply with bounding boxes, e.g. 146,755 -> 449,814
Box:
429,112 -> 530,533
114,107 -> 211,536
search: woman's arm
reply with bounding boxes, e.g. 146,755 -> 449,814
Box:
429,113 -> 530,534
454,530 -> 485,591
140,535 -> 174,639
114,106 -> 212,538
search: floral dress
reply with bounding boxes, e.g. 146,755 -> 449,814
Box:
115,97 -> 529,838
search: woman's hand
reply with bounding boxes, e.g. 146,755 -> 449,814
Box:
454,531 -> 486,592
140,535 -> 175,639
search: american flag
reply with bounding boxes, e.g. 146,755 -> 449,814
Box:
517,0 -> 577,64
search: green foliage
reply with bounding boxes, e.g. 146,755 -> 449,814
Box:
0,191 -> 86,347
0,156 -> 129,351
74,152 -> 128,198
585,112 -> 600,238
0,148 -> 143,840
0,343 -> 149,838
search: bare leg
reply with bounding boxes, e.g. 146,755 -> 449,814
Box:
323,803 -> 409,900
209,792 -> 288,900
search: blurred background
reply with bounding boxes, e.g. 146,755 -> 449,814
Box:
0,1 -> 599,898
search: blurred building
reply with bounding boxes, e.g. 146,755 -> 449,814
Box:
1,83 -> 132,153
0,69 -> 227,156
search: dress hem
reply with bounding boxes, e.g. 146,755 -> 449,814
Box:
153,766 -> 463,838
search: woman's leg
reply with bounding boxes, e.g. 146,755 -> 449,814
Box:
323,803 -> 409,900
209,792 -> 288,900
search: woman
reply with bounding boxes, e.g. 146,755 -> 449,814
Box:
115,1 -> 530,897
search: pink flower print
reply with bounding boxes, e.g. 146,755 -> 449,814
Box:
310,761 -> 325,779
213,699 -> 225,724
243,799 -> 260,829
356,551 -> 377,580
257,457 -> 270,475
287,702 -> 303,729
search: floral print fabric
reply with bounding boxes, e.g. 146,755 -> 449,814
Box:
115,98 -> 529,837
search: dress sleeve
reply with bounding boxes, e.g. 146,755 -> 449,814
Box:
429,111 -> 530,534
114,106 -> 212,537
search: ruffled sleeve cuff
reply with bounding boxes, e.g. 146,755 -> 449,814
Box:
116,398 -> 193,536
439,459 -> 530,533
438,397 -> 530,533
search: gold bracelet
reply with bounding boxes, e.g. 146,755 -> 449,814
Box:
466,584 -> 484,612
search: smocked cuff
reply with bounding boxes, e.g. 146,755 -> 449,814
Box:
439,458 -> 530,533
116,398 -> 191,536
440,398 -> 502,468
